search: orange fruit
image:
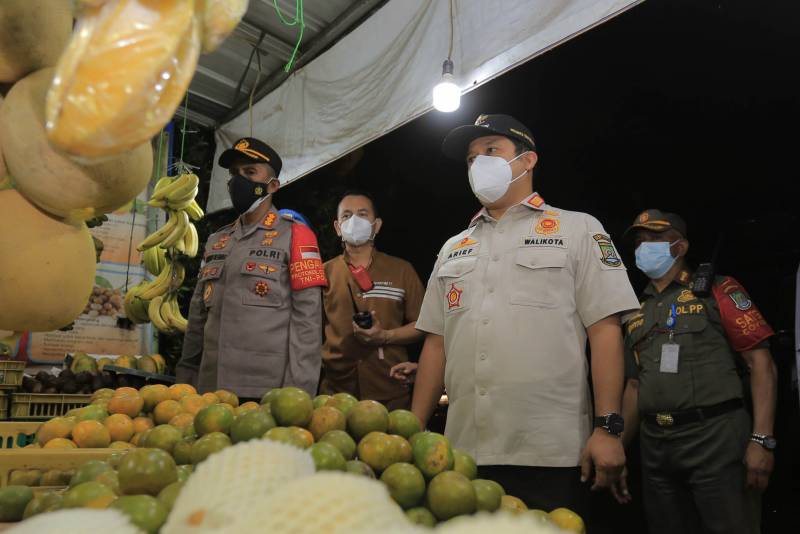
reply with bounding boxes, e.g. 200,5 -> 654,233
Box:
36,417 -> 75,445
115,387 -> 140,397
108,389 -> 144,418
104,414 -> 135,443
168,413 -> 195,433
214,390 -> 239,407
133,416 -> 155,434
110,441 -> 135,450
289,426 -> 314,449
179,394 -> 206,416
235,401 -> 260,416
309,406 -> 347,441
167,383 -> 196,402
153,400 -> 183,425
43,438 -> 77,449
194,404 -> 234,436
140,384 -> 170,412
91,388 -> 116,402
72,420 -> 111,448
201,392 -> 220,406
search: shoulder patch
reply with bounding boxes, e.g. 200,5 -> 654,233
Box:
591,233 -> 623,269
712,277 -> 773,351
289,224 -> 327,290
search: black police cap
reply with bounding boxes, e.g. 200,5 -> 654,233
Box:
441,114 -> 537,160
218,137 -> 283,176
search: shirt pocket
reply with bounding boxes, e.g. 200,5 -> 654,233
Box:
509,248 -> 567,308
673,312 -> 709,362
198,260 -> 225,308
436,257 -> 477,315
240,259 -> 283,308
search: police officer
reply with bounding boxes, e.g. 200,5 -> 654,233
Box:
617,209 -> 777,534
411,114 -> 640,515
176,138 -> 327,399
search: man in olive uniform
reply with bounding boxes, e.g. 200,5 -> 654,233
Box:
411,114 -> 641,515
176,138 -> 327,399
617,209 -> 777,534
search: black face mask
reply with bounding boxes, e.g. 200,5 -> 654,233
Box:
228,174 -> 271,214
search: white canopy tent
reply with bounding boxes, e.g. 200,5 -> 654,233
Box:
208,0 -> 643,213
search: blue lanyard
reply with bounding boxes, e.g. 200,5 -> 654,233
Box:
666,304 -> 677,340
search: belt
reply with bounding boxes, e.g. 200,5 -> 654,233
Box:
644,398 -> 744,428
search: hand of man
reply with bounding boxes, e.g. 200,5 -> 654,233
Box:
353,312 -> 387,346
744,441 -> 773,492
580,428 -> 626,491
610,466 -> 632,504
389,362 -> 418,384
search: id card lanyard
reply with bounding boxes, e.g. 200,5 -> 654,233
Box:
660,304 -> 680,373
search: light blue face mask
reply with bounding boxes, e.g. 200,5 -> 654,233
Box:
635,240 -> 681,279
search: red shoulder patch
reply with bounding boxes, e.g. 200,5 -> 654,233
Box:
712,276 -> 773,351
289,223 -> 328,290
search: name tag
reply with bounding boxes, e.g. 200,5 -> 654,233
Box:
660,343 -> 680,373
520,236 -> 567,248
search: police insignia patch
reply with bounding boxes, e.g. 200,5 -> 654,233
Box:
263,213 -> 277,227
211,235 -> 230,250
203,283 -> 213,302
677,289 -> 696,303
592,234 -> 622,268
446,283 -> 463,310
246,262 -> 256,272
254,280 -> 270,297
535,218 -> 559,235
451,237 -> 478,251
729,290 -> 752,311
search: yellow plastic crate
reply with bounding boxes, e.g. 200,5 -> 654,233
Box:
0,360 -> 25,389
10,393 -> 92,420
0,449 -> 118,488
0,422 -> 40,449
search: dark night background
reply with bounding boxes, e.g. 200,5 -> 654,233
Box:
178,0 -> 799,531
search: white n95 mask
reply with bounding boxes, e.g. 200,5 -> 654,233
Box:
340,215 -> 374,246
468,152 -> 530,204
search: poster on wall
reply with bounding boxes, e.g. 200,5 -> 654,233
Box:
25,195 -> 157,364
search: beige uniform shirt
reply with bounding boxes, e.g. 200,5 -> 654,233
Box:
416,193 -> 639,467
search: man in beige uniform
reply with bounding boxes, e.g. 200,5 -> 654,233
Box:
177,138 -> 327,399
412,115 -> 640,517
321,191 -> 425,409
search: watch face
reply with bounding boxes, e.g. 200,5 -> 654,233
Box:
764,437 -> 777,450
609,418 -> 625,435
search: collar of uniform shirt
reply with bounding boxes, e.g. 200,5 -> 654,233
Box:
643,269 -> 693,297
469,192 -> 547,227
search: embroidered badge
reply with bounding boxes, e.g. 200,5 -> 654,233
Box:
203,283 -> 213,302
521,236 -> 567,248
258,263 -> 277,274
263,213 -> 277,227
201,266 -> 219,278
254,280 -> 270,297
526,194 -> 545,208
446,283 -> 463,310
245,262 -> 256,272
677,289 -> 696,303
543,210 -> 560,216
211,235 -> 230,250
678,270 -> 691,284
535,218 -> 560,235
450,237 -> 478,251
593,234 -> 622,267
729,290 -> 752,311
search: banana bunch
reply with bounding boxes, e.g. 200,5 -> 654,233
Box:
137,173 -> 203,256
148,293 -> 188,334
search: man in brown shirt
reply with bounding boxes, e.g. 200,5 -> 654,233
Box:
321,191 -> 425,409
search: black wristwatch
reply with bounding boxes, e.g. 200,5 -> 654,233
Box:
750,433 -> 777,451
594,413 -> 624,437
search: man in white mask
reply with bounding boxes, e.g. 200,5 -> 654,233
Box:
411,114 -> 640,520
320,191 -> 426,409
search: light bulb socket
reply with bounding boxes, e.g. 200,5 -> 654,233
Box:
442,59 -> 454,76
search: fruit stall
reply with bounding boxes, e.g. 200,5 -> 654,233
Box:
0,0 -> 644,532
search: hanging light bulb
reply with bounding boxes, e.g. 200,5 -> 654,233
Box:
433,59 -> 460,112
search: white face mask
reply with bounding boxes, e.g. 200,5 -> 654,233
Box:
340,215 -> 375,246
468,152 -> 531,204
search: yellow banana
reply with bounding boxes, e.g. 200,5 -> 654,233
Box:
166,187 -> 198,209
172,232 -> 187,255
137,213 -> 179,251
183,222 -> 199,257
138,264 -> 173,301
142,246 -> 164,276
148,296 -> 172,333
152,176 -> 173,194
160,210 -> 189,249
166,296 -> 188,332
167,262 -> 186,290
129,296 -> 151,323
150,173 -> 194,201
184,199 -> 205,221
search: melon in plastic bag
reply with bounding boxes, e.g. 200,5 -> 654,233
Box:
6,509 -> 143,534
198,0 -> 249,53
